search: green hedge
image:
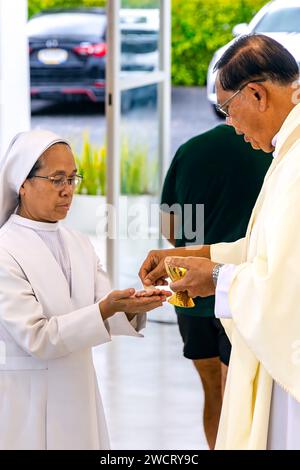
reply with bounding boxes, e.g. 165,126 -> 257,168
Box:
28,0 -> 267,86
172,0 -> 267,86
28,0 -> 105,18
28,0 -> 157,17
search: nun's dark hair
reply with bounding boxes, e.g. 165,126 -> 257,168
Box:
27,158 -> 43,179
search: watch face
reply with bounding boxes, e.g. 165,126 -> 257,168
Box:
212,264 -> 222,286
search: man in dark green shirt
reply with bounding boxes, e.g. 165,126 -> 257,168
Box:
160,124 -> 271,449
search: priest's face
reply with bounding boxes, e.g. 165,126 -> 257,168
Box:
215,76 -> 276,153
19,143 -> 77,223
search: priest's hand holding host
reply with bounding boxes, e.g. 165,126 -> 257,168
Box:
139,251 -> 217,298
139,245 -> 211,288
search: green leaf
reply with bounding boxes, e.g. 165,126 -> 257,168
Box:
74,133 -> 156,196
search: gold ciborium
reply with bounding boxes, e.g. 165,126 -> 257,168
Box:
165,260 -> 195,308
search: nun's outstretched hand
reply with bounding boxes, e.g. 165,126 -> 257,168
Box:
99,288 -> 171,320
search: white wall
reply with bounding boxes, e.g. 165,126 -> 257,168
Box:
0,0 -> 30,158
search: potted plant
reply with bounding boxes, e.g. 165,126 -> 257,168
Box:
64,133 -> 106,233
65,133 -> 158,238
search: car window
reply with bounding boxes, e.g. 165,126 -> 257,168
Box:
120,14 -> 148,25
27,13 -> 106,37
254,7 -> 300,33
120,9 -> 159,29
120,9 -> 158,54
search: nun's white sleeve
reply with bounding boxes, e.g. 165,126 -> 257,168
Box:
0,250 -> 111,360
94,257 -> 146,337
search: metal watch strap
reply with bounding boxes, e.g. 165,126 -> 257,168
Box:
212,263 -> 224,287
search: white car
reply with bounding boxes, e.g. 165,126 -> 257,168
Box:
207,0 -> 300,117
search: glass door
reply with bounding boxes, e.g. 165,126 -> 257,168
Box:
106,0 -> 171,287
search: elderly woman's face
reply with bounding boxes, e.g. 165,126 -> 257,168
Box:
19,143 -> 77,223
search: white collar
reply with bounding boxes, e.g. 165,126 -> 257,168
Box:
10,214 -> 59,232
272,133 -> 279,158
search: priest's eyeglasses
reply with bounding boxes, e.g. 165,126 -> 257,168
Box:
216,79 -> 264,118
31,174 -> 83,189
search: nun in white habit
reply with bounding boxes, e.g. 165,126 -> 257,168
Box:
0,130 -> 169,450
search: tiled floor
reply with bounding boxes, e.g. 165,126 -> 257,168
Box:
93,318 -> 208,450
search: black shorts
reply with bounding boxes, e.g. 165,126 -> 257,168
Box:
176,314 -> 231,366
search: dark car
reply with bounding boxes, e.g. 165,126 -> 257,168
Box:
28,8 -> 159,110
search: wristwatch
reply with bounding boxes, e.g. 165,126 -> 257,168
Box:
212,263 -> 224,287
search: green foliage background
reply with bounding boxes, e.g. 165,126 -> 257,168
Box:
28,0 -> 156,17
28,0 -> 268,86
172,0 -> 266,86
28,0 -> 104,18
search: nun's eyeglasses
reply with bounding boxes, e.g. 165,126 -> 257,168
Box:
31,174 -> 83,189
